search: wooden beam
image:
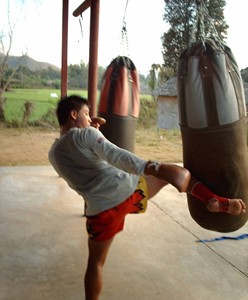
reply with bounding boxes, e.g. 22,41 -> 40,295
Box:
73,0 -> 91,17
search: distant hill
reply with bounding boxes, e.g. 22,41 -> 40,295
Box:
1,54 -> 60,72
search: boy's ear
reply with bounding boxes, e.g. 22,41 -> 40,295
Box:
70,110 -> 78,120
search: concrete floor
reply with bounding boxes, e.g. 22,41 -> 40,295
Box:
0,166 -> 248,300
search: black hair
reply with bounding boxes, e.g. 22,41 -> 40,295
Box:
56,95 -> 89,126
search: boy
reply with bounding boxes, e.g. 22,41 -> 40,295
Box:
49,95 -> 246,300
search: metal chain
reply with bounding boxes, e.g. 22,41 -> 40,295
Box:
79,14 -> 84,40
120,0 -> 130,56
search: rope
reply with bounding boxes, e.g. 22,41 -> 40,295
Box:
192,0 -> 223,49
196,1 -> 206,45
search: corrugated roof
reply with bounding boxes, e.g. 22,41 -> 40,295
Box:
153,77 -> 177,97
153,77 -> 248,104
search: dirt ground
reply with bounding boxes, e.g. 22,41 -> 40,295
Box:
0,126 -> 183,166
0,127 -> 58,166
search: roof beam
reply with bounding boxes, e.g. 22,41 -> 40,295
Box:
73,0 -> 91,16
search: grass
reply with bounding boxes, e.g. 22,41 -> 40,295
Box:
135,127 -> 182,162
4,89 -> 88,123
3,88 -> 154,126
1,88 -> 183,163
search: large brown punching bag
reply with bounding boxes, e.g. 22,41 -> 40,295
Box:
177,39 -> 248,232
98,56 -> 140,152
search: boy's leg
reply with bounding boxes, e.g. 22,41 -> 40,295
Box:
145,175 -> 169,199
144,161 -> 246,215
85,237 -> 114,300
144,161 -> 191,192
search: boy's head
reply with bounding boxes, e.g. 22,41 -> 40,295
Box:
56,95 -> 89,126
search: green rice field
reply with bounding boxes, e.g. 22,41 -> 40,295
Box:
4,89 -> 88,123
3,89 -> 154,128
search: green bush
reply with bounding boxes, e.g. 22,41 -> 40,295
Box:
138,97 -> 157,129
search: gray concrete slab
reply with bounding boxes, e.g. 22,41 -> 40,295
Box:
0,166 -> 248,300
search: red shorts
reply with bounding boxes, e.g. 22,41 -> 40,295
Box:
86,176 -> 148,242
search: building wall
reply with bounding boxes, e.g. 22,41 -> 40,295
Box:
157,96 -> 179,129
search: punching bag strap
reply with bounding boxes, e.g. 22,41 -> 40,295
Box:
225,54 -> 246,119
177,58 -> 188,126
199,48 -> 219,126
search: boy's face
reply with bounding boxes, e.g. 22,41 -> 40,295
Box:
72,104 -> 92,128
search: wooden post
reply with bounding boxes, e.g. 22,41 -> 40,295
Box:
88,0 -> 100,117
61,0 -> 69,98
73,0 -> 100,117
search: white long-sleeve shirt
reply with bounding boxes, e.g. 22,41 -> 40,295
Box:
48,127 -> 147,216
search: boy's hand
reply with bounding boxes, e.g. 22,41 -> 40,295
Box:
91,117 -> 106,129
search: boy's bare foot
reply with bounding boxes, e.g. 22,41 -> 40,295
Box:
207,198 -> 246,215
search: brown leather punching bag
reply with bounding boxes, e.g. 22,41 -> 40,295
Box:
177,39 -> 248,232
98,56 -> 140,152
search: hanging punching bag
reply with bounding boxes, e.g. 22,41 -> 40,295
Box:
98,56 -> 140,152
177,39 -> 248,232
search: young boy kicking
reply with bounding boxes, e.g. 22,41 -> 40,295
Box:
49,95 -> 246,300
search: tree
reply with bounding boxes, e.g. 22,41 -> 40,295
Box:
148,63 -> 175,96
161,0 -> 228,76
241,68 -> 248,83
0,18 -> 15,121
68,62 -> 88,89
0,0 -> 29,122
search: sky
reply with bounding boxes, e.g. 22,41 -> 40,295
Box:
1,0 -> 247,75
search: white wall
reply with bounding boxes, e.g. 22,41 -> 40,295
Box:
157,97 -> 179,129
